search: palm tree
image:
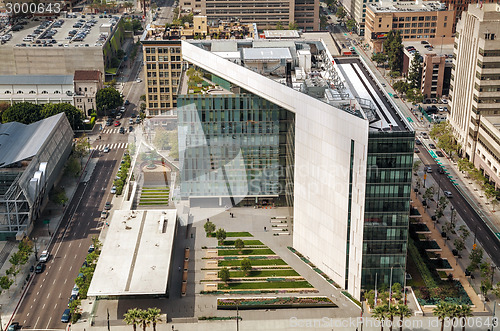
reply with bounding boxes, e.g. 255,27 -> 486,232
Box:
372,304 -> 389,331
386,304 -> 399,331
433,302 -> 451,331
124,308 -> 142,331
146,308 -> 162,331
456,304 -> 472,331
449,304 -> 460,331
395,304 -> 412,331
139,309 -> 150,331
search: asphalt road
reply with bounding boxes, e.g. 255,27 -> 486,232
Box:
13,51 -> 144,330
416,142 -> 500,268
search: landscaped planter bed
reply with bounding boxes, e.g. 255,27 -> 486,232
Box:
217,296 -> 337,310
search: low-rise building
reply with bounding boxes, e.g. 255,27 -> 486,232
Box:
73,70 -> 103,116
474,116 -> 500,193
0,75 -> 74,105
0,15 -> 125,77
0,113 -> 73,240
364,1 -> 454,53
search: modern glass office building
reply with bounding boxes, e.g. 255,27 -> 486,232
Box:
141,36 -> 414,299
362,131 -> 414,289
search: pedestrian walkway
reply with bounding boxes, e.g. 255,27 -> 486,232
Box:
101,128 -> 122,134
410,190 -> 484,313
95,143 -> 129,151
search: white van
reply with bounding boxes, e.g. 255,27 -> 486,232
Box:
23,36 -> 33,42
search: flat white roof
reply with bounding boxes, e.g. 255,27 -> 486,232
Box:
87,210 -> 177,296
242,47 -> 292,61
263,30 -> 300,39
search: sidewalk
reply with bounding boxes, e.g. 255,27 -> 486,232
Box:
0,151 -> 94,330
413,157 -> 500,313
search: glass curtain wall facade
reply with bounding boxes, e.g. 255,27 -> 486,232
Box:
177,93 -> 294,207
361,131 -> 414,290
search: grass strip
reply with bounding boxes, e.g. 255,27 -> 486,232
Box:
222,240 -> 263,246
218,281 -> 313,290
218,249 -> 275,256
219,259 -> 286,267
229,270 -> 299,277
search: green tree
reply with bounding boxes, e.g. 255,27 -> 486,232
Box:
215,228 -> 227,244
96,87 -> 123,116
2,102 -> 43,124
73,135 -> 91,159
433,302 -> 452,331
146,308 -> 162,331
458,225 -> 470,242
454,238 -> 465,257
219,267 -> 230,283
234,239 -> 245,253
383,30 -> 403,72
336,6 -> 346,20
467,246 -> 484,272
423,186 -> 435,205
365,289 -> 375,307
396,304 -> 412,331
372,304 -> 389,331
393,80 -> 409,95
65,156 -> 81,177
346,19 -> 356,31
413,160 -> 422,173
275,21 -> 284,30
124,308 -> 142,331
204,221 -> 215,236
391,283 -> 402,302
0,276 -> 13,293
386,304 -> 399,331
288,21 -> 298,30
241,258 -> 252,275
372,53 -> 387,67
407,51 -> 422,89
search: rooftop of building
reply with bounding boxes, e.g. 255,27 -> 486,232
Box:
368,0 -> 448,13
0,74 -> 73,85
0,15 -> 121,48
74,70 -> 101,81
403,41 -> 454,62
0,112 -> 66,168
181,39 -> 411,132
483,116 -> 500,131
263,30 -> 300,39
142,20 -> 255,42
88,209 -> 177,296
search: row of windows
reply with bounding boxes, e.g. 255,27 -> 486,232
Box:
476,72 -> 500,81
477,60 -> 500,69
3,90 -> 64,94
144,47 -> 181,54
393,15 -> 437,22
393,28 -> 436,35
146,56 -> 182,62
147,79 -> 179,86
146,63 -> 182,70
149,102 -> 176,108
479,48 -> 500,57
392,22 -> 436,28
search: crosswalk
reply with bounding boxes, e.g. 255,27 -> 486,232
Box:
101,128 -> 122,134
95,143 -> 128,151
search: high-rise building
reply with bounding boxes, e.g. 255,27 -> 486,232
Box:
449,3 -> 500,192
179,0 -> 319,31
141,31 -> 414,299
439,0 -> 497,32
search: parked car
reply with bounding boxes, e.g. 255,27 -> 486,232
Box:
61,308 -> 71,323
110,186 -> 117,194
438,106 -> 444,112
104,202 -> 111,210
436,151 -> 444,157
415,139 -> 422,145
35,263 -> 45,274
136,78 -> 142,83
414,148 -> 420,153
88,244 -> 95,253
129,126 -> 133,132
426,166 -> 433,173
438,167 -> 445,174
39,250 -> 49,263
119,127 -> 125,134
124,100 -> 130,105
71,285 -> 79,296
114,121 -> 121,127
100,211 -> 108,219
444,191 -> 453,198
7,322 -> 20,331
116,113 -> 122,119
429,143 -> 436,149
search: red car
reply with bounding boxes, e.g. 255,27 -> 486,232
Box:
114,121 -> 121,127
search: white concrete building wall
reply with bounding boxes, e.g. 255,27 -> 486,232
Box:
0,83 -> 74,105
181,41 -> 369,299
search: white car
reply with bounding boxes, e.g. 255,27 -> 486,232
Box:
136,78 -> 142,83
444,191 -> 453,198
438,106 -> 444,112
71,285 -> 79,296
103,147 -> 110,153
110,186 -> 117,194
39,250 -> 49,263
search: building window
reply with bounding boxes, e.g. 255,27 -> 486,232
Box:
16,91 -> 23,94
41,91 -> 48,94
54,91 -> 60,94
29,90 -> 36,94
